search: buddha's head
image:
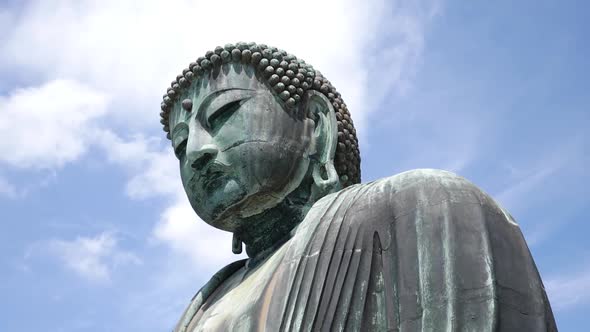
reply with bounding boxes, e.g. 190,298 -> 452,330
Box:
160,42 -> 360,234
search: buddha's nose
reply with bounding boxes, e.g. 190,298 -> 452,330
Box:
187,144 -> 218,172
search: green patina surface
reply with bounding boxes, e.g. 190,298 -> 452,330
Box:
162,42 -> 556,331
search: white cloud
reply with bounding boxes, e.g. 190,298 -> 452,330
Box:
545,268 -> 590,310
152,195 -> 245,272
47,232 -> 141,282
0,0 -> 436,137
0,79 -> 109,169
94,131 -> 180,199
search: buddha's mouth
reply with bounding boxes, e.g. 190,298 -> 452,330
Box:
192,161 -> 231,193
203,170 -> 225,192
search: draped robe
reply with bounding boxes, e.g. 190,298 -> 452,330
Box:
174,169 -> 556,331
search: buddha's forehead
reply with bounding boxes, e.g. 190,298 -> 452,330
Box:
201,65 -> 261,92
169,64 -> 265,128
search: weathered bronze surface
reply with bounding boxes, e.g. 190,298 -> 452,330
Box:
161,42 -> 556,331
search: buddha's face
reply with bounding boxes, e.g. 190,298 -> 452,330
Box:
169,64 -> 315,232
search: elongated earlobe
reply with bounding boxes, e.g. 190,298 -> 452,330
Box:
232,233 -> 242,254
303,91 -> 341,199
312,160 -> 339,196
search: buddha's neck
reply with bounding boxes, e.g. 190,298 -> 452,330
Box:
238,198 -> 304,260
238,176 -> 315,260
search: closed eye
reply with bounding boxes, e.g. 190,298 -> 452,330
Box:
174,139 -> 187,159
207,98 -> 247,131
172,123 -> 189,160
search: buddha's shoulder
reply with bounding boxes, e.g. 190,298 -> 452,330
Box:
321,168 -> 488,204
287,169 -> 515,257
306,168 -> 505,228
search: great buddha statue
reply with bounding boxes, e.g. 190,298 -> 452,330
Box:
159,42 -> 556,331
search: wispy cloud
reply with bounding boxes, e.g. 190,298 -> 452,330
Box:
46,232 -> 141,283
491,135 -> 588,246
0,175 -> 19,198
545,268 -> 590,311
494,164 -> 560,212
366,0 -> 442,102
0,171 -> 57,200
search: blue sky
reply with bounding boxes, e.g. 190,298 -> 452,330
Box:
0,0 -> 588,331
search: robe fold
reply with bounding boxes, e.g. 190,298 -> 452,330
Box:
175,169 -> 556,331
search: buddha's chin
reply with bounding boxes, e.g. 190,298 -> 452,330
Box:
198,178 -> 248,231
193,178 -> 288,232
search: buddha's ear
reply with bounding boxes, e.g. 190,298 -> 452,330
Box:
302,90 -> 341,196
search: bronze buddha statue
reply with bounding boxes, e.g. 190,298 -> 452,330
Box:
159,42 -> 556,331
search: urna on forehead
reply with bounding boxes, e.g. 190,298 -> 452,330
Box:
159,42 -> 362,187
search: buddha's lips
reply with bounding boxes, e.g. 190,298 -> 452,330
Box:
203,171 -> 224,191
191,161 -> 231,191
